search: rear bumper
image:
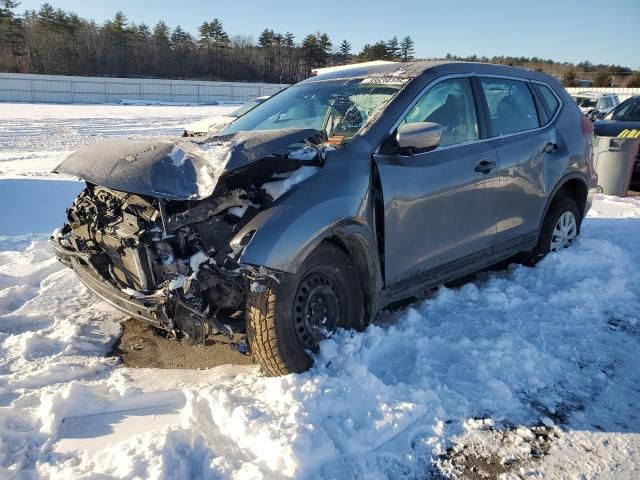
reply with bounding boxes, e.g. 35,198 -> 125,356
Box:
52,238 -> 173,328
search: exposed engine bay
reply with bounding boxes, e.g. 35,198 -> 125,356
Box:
52,129 -> 327,346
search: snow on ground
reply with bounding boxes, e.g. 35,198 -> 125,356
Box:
0,103 -> 236,180
0,103 -> 639,479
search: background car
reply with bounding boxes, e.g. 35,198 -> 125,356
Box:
182,96 -> 269,137
571,91 -> 620,119
596,96 -> 640,190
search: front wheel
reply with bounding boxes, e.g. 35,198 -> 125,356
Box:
522,196 -> 581,266
245,244 -> 365,376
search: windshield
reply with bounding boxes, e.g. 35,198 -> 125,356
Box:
574,96 -> 597,108
230,100 -> 263,118
220,78 -> 407,146
607,98 -> 640,121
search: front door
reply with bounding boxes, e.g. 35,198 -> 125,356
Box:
373,77 -> 500,287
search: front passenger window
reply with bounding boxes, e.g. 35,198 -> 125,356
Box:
400,78 -> 479,147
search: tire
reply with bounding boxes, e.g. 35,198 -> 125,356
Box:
522,196 -> 581,266
245,244 -> 365,376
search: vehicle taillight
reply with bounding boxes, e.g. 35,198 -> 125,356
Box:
581,115 -> 594,136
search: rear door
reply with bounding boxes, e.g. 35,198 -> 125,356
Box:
373,76 -> 500,287
477,77 -> 559,249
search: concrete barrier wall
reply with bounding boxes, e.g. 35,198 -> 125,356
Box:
3,73 -> 635,105
0,72 -> 289,104
566,87 -> 640,102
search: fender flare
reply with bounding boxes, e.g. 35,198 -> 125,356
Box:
288,220 -> 383,320
537,171 -> 589,234
237,215 -> 383,323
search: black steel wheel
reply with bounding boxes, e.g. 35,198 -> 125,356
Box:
245,244 -> 365,376
293,268 -> 343,350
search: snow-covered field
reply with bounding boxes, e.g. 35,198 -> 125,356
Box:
1,103 -> 639,479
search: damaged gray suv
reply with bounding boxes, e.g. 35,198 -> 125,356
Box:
52,62 -> 596,375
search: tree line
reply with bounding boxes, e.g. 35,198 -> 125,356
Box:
443,53 -> 640,88
1,1 -> 638,87
0,1 -> 415,83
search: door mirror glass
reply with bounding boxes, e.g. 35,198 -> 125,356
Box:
396,122 -> 443,151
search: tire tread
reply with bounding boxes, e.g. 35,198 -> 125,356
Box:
246,281 -> 288,376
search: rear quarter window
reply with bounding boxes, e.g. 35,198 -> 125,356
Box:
532,83 -> 561,121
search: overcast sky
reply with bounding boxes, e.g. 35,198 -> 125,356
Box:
16,0 -> 640,69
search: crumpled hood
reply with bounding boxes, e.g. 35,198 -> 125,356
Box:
54,128 -> 321,200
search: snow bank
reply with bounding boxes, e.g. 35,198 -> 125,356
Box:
1,195 -> 636,478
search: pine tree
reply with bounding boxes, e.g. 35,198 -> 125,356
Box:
283,32 -> 295,48
400,35 -> 414,61
318,32 -> 331,59
153,21 -> 170,47
258,28 -> 274,48
301,32 -> 332,70
209,18 -> 228,46
36,3 -> 55,27
137,23 -> 150,38
360,41 -> 390,61
198,21 -> 211,50
0,0 -> 20,20
387,36 -> 399,60
0,0 -> 23,64
272,32 -> 284,48
338,39 -> 351,64
171,25 -> 193,49
170,25 -> 194,77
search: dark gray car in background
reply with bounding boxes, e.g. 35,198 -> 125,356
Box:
52,61 -> 597,375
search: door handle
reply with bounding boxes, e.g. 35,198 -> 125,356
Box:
544,142 -> 558,154
474,159 -> 496,174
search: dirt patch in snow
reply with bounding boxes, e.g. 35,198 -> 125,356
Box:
111,318 -> 253,369
439,424 -> 559,479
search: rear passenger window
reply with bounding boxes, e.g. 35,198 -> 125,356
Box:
480,78 -> 539,136
533,83 -> 560,119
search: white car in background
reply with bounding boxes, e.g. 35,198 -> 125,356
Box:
182,96 -> 269,137
571,91 -> 620,118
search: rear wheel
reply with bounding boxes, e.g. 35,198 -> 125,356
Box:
522,196 -> 581,266
245,244 -> 364,376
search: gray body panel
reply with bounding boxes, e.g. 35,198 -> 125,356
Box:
373,140 -> 499,286
237,137 -> 376,272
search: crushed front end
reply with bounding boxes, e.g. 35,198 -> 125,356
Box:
52,130 -> 325,344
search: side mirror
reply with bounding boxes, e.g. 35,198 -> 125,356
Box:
396,122 -> 443,152
588,110 -> 603,121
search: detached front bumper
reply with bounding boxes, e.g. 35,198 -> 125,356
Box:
52,238 -> 173,329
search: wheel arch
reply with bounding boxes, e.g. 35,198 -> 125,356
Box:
539,173 -> 589,232
319,231 -> 380,325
